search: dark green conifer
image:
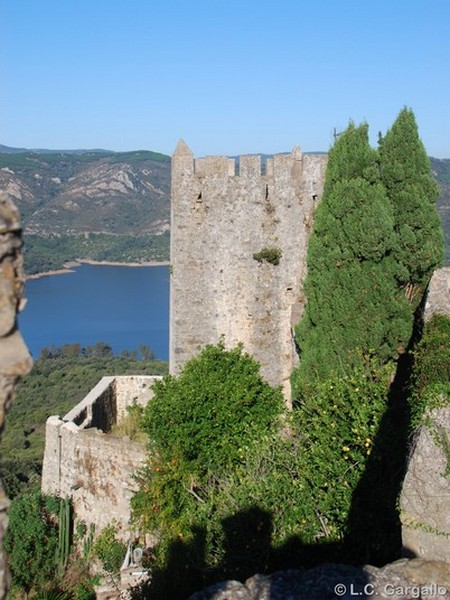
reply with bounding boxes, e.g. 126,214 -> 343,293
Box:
379,107 -> 444,304
294,122 -> 411,387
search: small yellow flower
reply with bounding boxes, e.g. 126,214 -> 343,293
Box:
342,446 -> 350,452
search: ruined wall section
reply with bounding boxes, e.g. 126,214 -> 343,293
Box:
170,141 -> 327,402
45,420 -> 147,536
42,375 -> 161,536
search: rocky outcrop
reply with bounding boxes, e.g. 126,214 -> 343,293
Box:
0,192 -> 33,598
190,559 -> 450,599
424,267 -> 450,321
400,405 -> 450,562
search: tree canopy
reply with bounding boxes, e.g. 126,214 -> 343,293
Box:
379,107 -> 444,303
294,120 -> 414,387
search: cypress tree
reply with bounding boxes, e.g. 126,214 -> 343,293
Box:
379,107 -> 444,305
294,122 -> 411,388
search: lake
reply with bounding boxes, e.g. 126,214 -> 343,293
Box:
19,264 -> 170,360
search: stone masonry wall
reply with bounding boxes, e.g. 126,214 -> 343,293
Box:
0,192 -> 33,598
170,141 -> 327,404
42,375 -> 161,537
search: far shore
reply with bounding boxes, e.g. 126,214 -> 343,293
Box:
26,259 -> 170,280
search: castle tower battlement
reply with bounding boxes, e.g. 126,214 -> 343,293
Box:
170,141 -> 327,404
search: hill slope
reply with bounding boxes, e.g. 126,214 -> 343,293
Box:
0,149 -> 171,274
430,157 -> 450,265
0,150 -> 170,235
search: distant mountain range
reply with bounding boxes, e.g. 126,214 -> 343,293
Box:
0,145 -> 449,269
0,144 -> 111,155
0,147 -> 170,237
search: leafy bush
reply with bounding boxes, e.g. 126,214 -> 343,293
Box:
133,346 -> 396,597
252,247 -> 282,265
93,524 -> 126,573
141,341 -> 283,478
408,314 -> 450,428
412,314 -> 450,393
3,492 -> 59,591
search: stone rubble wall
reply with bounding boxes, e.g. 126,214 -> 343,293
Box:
170,142 -> 327,405
0,192 -> 33,598
41,375 -> 161,537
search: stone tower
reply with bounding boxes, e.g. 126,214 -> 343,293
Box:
170,141 -> 327,404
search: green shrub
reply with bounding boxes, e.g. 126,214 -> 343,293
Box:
412,314 -> 450,392
3,492 -> 59,591
252,247 -> 282,265
141,341 -> 283,479
132,349 -> 395,596
290,360 -> 395,553
93,524 -> 126,573
409,314 -> 450,428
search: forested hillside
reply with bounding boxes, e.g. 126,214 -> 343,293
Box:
430,157 -> 450,264
0,148 -> 171,274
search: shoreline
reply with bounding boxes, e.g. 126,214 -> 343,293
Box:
26,259 -> 170,280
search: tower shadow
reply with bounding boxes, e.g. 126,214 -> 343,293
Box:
342,304 -> 423,565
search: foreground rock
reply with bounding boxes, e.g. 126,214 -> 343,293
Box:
424,267 -> 450,321
190,558 -> 450,599
0,192 -> 33,598
400,405 -> 450,562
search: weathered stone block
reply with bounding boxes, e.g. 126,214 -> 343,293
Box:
400,405 -> 450,562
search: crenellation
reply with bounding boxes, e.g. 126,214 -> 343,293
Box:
239,155 -> 261,177
195,156 -> 230,177
265,158 -> 274,177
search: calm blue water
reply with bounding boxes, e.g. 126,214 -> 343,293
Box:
18,264 -> 170,360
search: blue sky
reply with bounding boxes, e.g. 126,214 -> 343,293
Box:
1,0 -> 449,157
